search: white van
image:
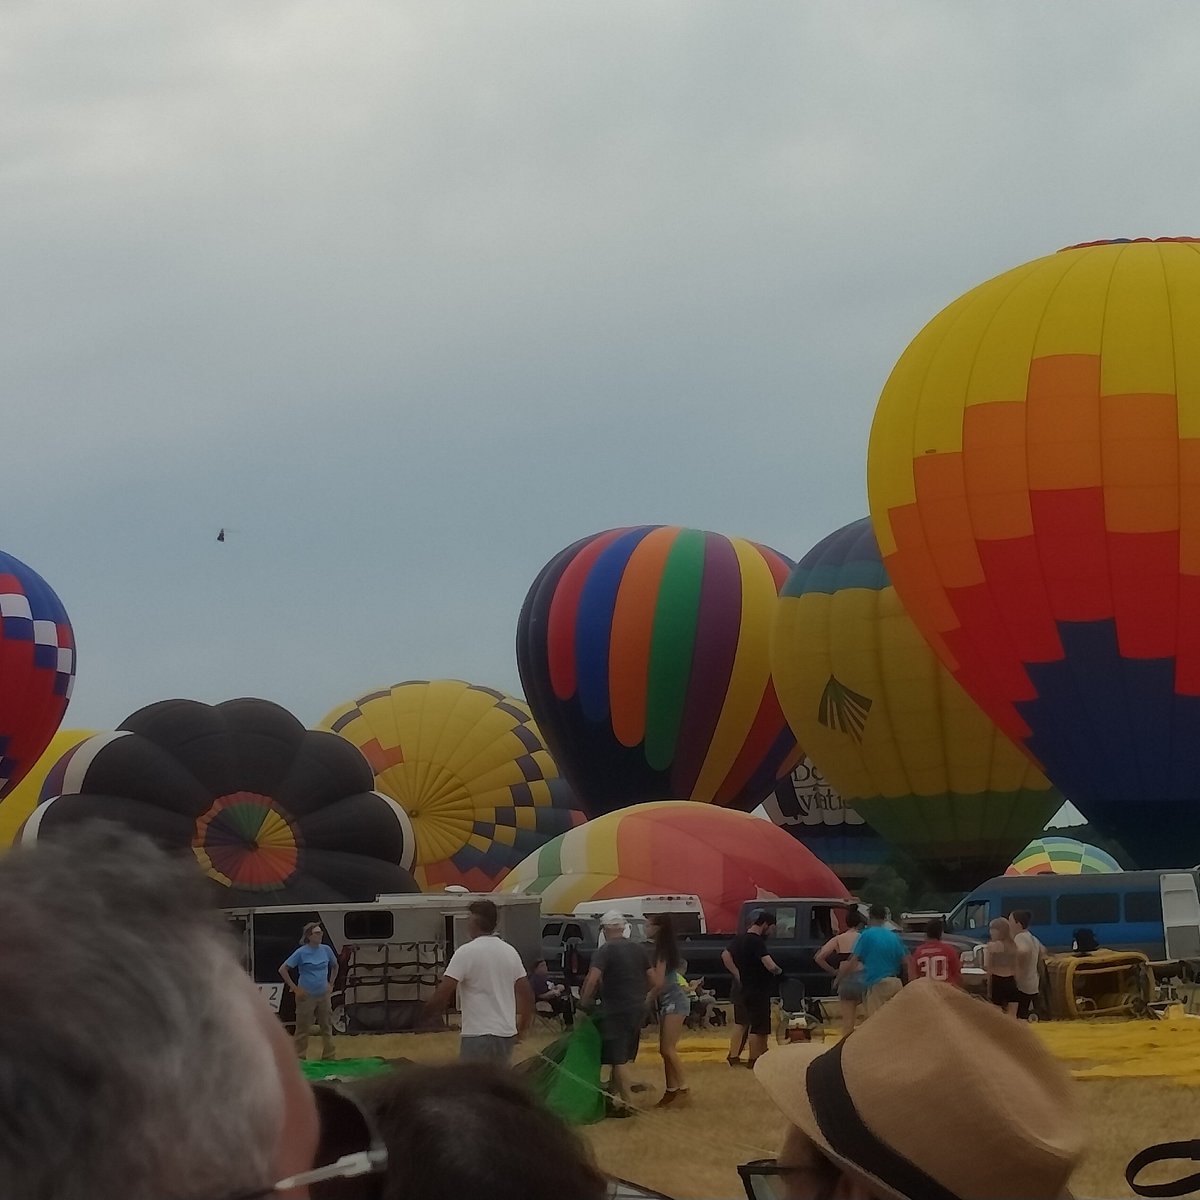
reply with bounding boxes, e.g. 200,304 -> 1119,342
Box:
571,894 -> 706,936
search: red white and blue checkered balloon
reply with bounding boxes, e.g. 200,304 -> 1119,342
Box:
0,550 -> 74,798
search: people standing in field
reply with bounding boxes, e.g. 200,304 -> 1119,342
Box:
908,917 -> 963,987
578,911 -> 652,1113
279,921 -> 339,1060
984,915 -> 1024,1016
844,903 -> 907,1017
723,909 -> 784,1067
645,913 -> 690,1107
814,907 -> 865,1038
1010,909 -> 1046,1020
425,899 -> 534,1064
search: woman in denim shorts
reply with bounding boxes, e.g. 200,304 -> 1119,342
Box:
645,914 -> 690,1107
815,907 -> 865,1039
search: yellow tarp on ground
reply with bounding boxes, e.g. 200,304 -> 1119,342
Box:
638,1013 -> 1200,1084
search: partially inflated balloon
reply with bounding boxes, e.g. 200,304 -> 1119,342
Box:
1006,836 -> 1121,876
759,758 -> 887,888
22,698 -> 418,905
868,237 -> 1200,867
496,801 -> 848,932
0,551 -> 75,798
0,728 -> 94,847
518,526 -> 801,816
320,680 -> 587,891
771,518 -> 1062,888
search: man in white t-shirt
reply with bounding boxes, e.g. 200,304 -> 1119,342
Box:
424,899 -> 533,1063
1009,909 -> 1046,1021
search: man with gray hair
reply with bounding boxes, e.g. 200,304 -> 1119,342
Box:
0,822 -> 320,1200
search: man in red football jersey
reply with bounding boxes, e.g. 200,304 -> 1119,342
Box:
908,918 -> 962,987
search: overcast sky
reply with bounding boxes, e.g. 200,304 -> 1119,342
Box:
3,1 -> 1194,732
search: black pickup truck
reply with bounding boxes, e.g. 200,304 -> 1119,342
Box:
542,899 -> 982,999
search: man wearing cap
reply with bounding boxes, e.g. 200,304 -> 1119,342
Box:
746,978 -> 1084,1200
578,911 -> 652,1111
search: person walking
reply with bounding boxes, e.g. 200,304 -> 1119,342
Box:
279,922 -> 339,1061
1010,909 -> 1046,1020
814,908 -> 865,1038
908,917 -> 963,987
645,914 -> 689,1107
722,910 -> 783,1066
425,899 -> 534,1064
577,912 -> 652,1114
984,916 -> 1023,1016
844,904 -> 906,1017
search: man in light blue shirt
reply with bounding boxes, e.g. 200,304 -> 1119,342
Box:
847,904 -> 907,1018
280,922 -> 339,1060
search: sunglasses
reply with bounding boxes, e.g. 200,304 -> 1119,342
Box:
737,1159 -> 837,1200
222,1081 -> 388,1200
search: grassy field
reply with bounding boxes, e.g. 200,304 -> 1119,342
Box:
323,1017 -> 1200,1200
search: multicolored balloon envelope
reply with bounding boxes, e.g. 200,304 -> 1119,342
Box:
1006,836 -> 1122,876
868,237 -> 1200,868
517,526 -> 801,817
771,518 -> 1062,889
0,550 -> 75,799
20,698 -> 418,906
320,680 -> 587,892
759,757 -> 888,888
0,728 -> 94,848
495,801 -> 849,932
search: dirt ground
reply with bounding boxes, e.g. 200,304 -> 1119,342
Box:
323,1017 -> 1200,1200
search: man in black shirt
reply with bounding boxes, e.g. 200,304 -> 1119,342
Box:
722,910 -> 782,1066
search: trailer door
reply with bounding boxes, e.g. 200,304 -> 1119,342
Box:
1161,873 -> 1200,960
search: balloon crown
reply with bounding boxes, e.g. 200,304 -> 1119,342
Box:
1059,236 -> 1200,251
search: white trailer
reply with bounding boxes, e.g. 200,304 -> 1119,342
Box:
224,892 -> 542,1034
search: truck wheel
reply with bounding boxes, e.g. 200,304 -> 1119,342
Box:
332,1005 -> 349,1034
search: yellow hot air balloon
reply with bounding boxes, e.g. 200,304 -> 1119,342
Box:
0,728 -> 95,848
320,680 -> 587,891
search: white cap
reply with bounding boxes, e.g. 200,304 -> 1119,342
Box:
600,910 -> 628,929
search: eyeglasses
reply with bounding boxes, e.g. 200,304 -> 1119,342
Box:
737,1159 -> 837,1200
221,1082 -> 388,1200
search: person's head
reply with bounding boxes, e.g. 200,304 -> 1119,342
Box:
989,917 -> 1014,943
600,910 -> 629,940
355,1062 -> 608,1200
867,903 -> 888,924
1010,909 -> 1032,932
751,909 -> 777,936
844,908 -> 865,930
924,917 -> 944,941
532,959 -> 549,976
303,921 -> 325,946
0,822 -> 318,1200
752,979 -> 1083,1200
645,912 -> 680,971
467,899 -> 498,937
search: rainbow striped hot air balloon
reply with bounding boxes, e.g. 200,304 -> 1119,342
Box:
869,238 -> 1200,869
496,801 -> 849,932
517,526 -> 801,817
1007,836 -> 1122,876
771,518 -> 1062,889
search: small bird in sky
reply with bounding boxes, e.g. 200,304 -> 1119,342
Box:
216,529 -> 226,542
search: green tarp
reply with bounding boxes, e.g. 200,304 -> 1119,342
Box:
299,1057 -> 395,1083
518,1017 -> 606,1125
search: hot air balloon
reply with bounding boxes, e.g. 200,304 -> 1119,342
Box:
21,698 -> 418,906
771,518 -> 1062,889
0,551 -> 75,799
496,801 -> 849,932
320,680 -> 587,891
0,728 -> 94,848
758,757 -> 888,888
1006,836 -> 1121,876
517,526 -> 801,817
868,237 -> 1200,868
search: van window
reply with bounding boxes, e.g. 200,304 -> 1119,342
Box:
563,923 -> 584,942
1056,893 -> 1119,926
809,906 -> 837,940
1124,892 -> 1163,923
1001,895 -> 1052,926
772,907 -> 797,938
961,900 -> 990,931
543,922 -> 563,939
344,910 -> 394,941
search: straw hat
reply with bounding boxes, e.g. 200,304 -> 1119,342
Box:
754,979 -> 1083,1200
